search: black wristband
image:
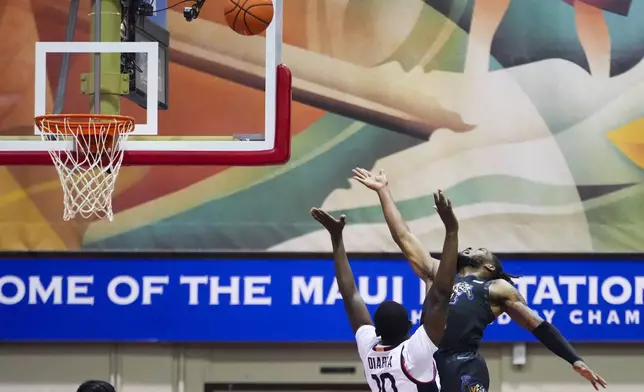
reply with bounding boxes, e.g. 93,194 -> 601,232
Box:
532,321 -> 582,364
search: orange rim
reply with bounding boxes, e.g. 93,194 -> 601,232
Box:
34,114 -> 135,136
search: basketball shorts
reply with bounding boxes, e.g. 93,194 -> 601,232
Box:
434,351 -> 489,392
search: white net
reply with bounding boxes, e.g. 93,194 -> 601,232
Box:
36,115 -> 134,221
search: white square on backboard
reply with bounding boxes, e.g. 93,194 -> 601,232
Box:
34,41 -> 159,136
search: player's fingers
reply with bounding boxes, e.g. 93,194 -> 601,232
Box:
351,176 -> 366,184
339,214 -> 346,223
433,192 -> 439,205
447,198 -> 452,208
433,205 -> 437,212
357,167 -> 371,177
591,380 -> 598,391
379,169 -> 385,175
310,209 -> 323,222
353,176 -> 370,186
314,208 -> 331,221
351,168 -> 363,178
596,375 -> 607,387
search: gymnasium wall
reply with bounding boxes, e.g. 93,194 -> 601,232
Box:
0,344 -> 642,392
1,253 -> 642,392
1,0 -> 644,252
2,1 -> 644,391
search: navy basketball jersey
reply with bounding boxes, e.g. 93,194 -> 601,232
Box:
439,275 -> 496,353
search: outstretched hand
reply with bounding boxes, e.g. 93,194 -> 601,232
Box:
352,168 -> 388,191
573,361 -> 607,390
310,208 -> 346,238
434,190 -> 458,233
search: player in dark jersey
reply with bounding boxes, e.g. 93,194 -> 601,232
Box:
309,189 -> 458,392
352,167 -> 607,392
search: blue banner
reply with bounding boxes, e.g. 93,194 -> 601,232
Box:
0,257 -> 642,342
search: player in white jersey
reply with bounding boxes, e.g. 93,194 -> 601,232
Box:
310,190 -> 459,392
357,318 -> 439,392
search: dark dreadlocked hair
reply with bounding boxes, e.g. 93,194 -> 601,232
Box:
489,254 -> 519,284
77,381 -> 115,392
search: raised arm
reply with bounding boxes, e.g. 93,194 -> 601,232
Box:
492,280 -> 607,390
310,208 -> 372,333
421,191 -> 459,344
352,168 -> 439,281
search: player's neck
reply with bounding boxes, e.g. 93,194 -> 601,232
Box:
380,337 -> 406,347
458,267 -> 484,279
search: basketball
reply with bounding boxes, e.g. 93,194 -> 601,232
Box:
224,0 -> 274,36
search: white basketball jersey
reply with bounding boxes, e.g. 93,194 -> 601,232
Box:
356,325 -> 441,392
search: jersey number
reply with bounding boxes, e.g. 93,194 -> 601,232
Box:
371,373 -> 398,392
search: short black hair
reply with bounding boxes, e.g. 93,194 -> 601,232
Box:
77,381 -> 115,392
489,254 -> 519,284
374,301 -> 411,344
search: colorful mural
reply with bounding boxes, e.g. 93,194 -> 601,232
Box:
0,0 -> 643,252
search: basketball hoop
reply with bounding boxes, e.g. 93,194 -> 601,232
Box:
34,114 -> 135,221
